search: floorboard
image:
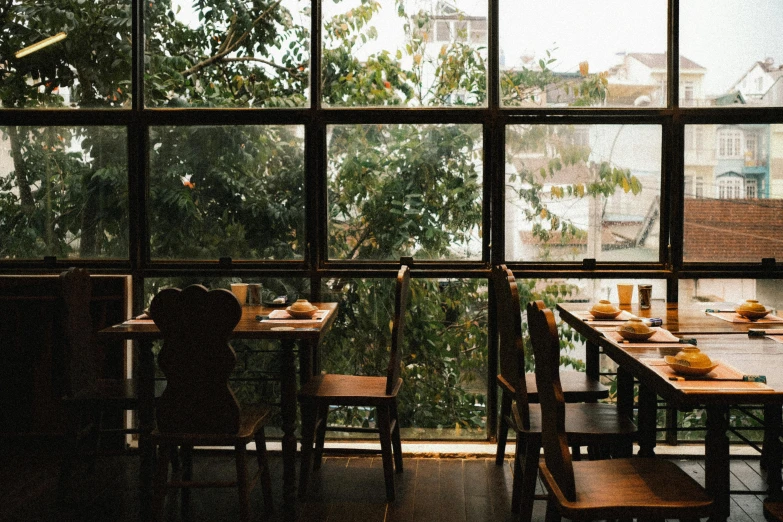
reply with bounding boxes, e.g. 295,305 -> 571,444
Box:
0,448 -> 775,522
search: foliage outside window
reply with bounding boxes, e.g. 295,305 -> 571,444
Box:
327,124 -> 482,261
148,125 -> 305,260
0,126 -> 129,259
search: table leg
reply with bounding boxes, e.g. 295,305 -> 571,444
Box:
299,339 -> 315,386
764,404 -> 783,500
585,339 -> 600,383
616,366 -> 636,457
705,405 -> 730,522
280,339 -> 298,518
636,380 -> 657,458
137,340 -> 155,522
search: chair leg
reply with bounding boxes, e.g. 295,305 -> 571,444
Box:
313,403 -> 329,470
235,443 -> 250,522
180,445 -> 193,521
544,496 -> 561,522
254,430 -> 274,510
298,401 -> 317,498
152,443 -> 172,522
377,404 -> 396,502
518,433 -> 541,522
390,399 -> 403,473
57,416 -> 79,504
496,390 -> 511,465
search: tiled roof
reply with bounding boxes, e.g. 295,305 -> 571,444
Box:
684,198 -> 783,262
628,53 -> 705,71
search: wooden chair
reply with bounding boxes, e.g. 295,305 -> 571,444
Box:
57,267 -> 146,501
492,265 -> 637,522
765,498 -> 783,522
149,285 -> 273,522
528,301 -> 714,522
494,265 -> 608,465
298,264 -> 410,502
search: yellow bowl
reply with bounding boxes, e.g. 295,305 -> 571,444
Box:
616,318 -> 654,341
590,300 -> 621,319
286,307 -> 318,319
736,299 -> 770,320
664,356 -> 718,376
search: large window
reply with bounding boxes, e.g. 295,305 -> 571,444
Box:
3,0 -> 783,440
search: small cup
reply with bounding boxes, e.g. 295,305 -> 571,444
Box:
247,283 -> 262,305
230,283 -> 248,305
638,284 -> 652,309
617,284 -> 633,305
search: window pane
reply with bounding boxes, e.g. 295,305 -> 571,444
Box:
320,277 -> 487,439
148,126 -> 305,260
321,0 -> 488,107
2,1 -> 131,109
684,124 -> 783,263
145,0 -> 310,108
327,124 -> 483,261
505,124 -> 661,262
681,0 -> 783,107
679,279 -> 782,313
499,0 -> 667,108
0,126 -> 129,259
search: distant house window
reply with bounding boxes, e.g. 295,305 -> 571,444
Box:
745,178 -> 758,199
756,77 -> 764,92
718,129 -> 742,158
469,19 -> 487,44
745,135 -> 758,163
435,20 -> 450,41
718,174 -> 743,199
685,126 -> 704,151
695,176 -> 704,198
683,82 -> 694,106
432,17 -> 486,43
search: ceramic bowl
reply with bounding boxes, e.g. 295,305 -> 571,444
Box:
664,347 -> 716,375
589,299 -> 622,319
616,317 -> 655,341
287,299 -> 317,318
735,299 -> 770,321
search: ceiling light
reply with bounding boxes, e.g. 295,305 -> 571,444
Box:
15,32 -> 67,59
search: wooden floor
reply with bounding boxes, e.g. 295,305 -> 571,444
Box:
0,447 -> 772,521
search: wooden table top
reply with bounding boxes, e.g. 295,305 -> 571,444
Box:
99,302 -> 339,342
601,334 -> 783,404
558,301 -> 783,335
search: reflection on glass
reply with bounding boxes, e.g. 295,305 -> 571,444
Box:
0,126 -> 129,259
146,0 -> 310,108
321,0 -> 488,107
681,0 -> 783,107
148,126 -> 305,260
327,124 -> 482,260
499,0 -> 666,108
684,124 -> 783,262
2,2 -> 131,109
319,277 -> 487,438
505,124 -> 661,262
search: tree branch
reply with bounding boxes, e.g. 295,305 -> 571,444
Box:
182,0 -> 284,77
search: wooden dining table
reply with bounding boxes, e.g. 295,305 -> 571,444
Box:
557,301 -> 783,522
99,302 -> 339,521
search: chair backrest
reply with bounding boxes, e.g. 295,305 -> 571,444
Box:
386,264 -> 411,396
526,300 -> 576,501
60,267 -> 98,399
150,284 -> 243,434
492,265 -> 530,429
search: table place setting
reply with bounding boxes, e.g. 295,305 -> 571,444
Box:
706,299 -> 783,324
643,348 -> 773,392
